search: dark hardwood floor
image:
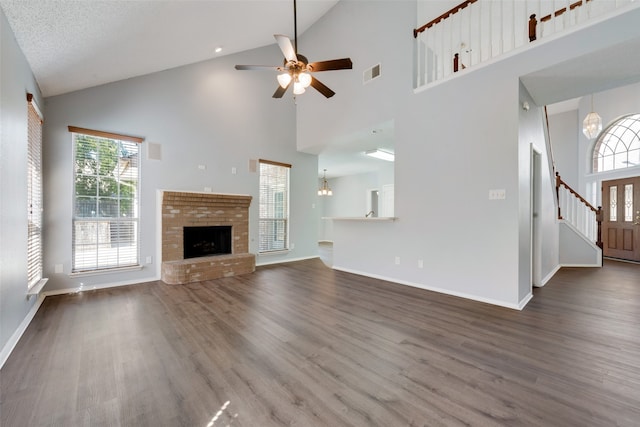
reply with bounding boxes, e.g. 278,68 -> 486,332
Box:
2,258 -> 639,426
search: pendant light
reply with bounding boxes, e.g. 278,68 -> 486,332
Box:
317,169 -> 332,196
583,94 -> 602,139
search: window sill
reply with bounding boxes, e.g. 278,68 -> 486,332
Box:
27,278 -> 48,296
69,265 -> 143,278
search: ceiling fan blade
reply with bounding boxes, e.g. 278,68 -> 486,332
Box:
310,77 -> 335,98
273,82 -> 291,98
235,65 -> 280,71
274,34 -> 297,63
308,58 -> 353,72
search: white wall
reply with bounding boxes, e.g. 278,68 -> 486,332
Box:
319,167 -> 393,241
577,83 -> 640,206
42,44 -> 319,292
299,0 -> 640,308
300,0 -> 524,307
0,8 -> 45,360
548,109 -> 579,188
518,82 -> 558,291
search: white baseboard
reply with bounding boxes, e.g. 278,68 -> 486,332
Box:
43,275 -> 162,297
0,294 -> 46,369
256,255 -> 318,267
332,265 -> 528,310
560,263 -> 601,268
535,264 -> 562,287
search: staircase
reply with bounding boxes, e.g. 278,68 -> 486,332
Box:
555,172 -> 603,266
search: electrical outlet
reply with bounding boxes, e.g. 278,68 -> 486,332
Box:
231,167 -> 237,174
395,256 -> 400,265
198,164 -> 206,170
489,189 -> 506,200
146,256 -> 152,264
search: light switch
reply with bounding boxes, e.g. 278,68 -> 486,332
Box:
489,189 -> 506,200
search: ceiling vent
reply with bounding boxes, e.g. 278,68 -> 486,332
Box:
363,63 -> 381,84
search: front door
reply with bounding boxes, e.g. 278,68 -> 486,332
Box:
602,177 -> 640,262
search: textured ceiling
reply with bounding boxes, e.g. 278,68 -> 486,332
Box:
0,0 -> 338,97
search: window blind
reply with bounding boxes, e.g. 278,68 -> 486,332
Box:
70,128 -> 141,272
258,160 -> 290,252
27,94 -> 43,289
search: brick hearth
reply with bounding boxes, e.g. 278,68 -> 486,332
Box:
160,191 -> 255,284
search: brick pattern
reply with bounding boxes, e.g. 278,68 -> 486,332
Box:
160,191 -> 255,284
161,253 -> 255,285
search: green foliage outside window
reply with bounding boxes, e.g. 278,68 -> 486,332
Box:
74,134 -> 137,218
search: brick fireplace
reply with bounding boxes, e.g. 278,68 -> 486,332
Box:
160,191 -> 255,284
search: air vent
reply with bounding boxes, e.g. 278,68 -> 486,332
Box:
363,63 -> 381,84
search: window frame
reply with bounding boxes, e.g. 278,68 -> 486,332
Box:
69,126 -> 144,274
592,113 -> 640,173
27,94 -> 44,291
258,159 -> 291,254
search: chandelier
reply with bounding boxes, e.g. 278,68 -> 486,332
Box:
317,169 -> 332,196
582,94 -> 602,139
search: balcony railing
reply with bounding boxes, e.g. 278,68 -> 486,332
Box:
415,0 -> 636,88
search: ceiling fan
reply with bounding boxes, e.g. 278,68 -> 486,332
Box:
234,0 -> 352,98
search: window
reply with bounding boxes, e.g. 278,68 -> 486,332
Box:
70,127 -> 143,272
258,159 -> 290,252
593,113 -> 640,172
27,94 -> 43,289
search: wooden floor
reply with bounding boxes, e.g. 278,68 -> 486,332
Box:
2,258 -> 640,426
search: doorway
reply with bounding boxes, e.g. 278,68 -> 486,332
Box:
601,176 -> 640,262
366,189 -> 379,217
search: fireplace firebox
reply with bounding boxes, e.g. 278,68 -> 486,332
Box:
183,226 -> 232,259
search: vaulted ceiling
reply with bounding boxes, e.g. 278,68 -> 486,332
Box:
0,0 -> 338,97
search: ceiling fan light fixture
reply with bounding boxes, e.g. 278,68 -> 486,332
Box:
293,81 -> 306,95
365,149 -> 395,162
298,72 -> 312,88
277,72 -> 292,88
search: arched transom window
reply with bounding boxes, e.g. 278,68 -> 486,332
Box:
593,113 -> 640,172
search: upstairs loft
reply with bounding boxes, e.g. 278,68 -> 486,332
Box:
414,0 -> 639,88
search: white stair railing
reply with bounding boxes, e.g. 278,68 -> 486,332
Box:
415,0 -> 637,88
556,173 -> 603,247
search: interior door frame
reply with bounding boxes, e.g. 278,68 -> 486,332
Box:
530,144 -> 542,287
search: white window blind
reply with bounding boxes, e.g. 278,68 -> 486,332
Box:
259,159 -> 290,253
70,127 -> 143,272
27,94 -> 43,289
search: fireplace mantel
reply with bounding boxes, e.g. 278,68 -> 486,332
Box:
160,191 -> 255,284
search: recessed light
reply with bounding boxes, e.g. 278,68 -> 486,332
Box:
215,46 -> 223,53
365,149 -> 394,162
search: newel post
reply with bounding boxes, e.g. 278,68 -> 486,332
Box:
596,206 -> 603,249
555,172 -> 563,219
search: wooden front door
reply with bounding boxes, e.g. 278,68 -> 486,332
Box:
602,177 -> 640,262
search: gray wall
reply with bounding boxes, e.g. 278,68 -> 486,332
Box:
547,81 -> 640,209
299,0 -> 526,307
42,43 -> 319,292
319,166 -> 393,241
577,82 -> 640,206
548,109 -> 579,189
298,0 -> 640,308
0,8 -> 45,360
